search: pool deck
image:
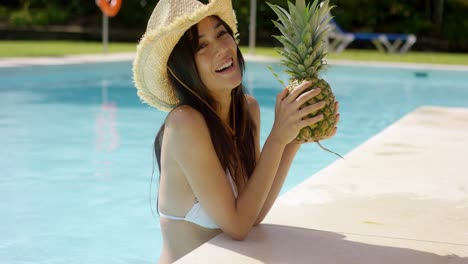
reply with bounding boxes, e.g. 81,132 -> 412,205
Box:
176,106 -> 468,263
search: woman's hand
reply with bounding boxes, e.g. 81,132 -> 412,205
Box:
298,100 -> 341,144
331,101 -> 340,137
270,80 -> 326,146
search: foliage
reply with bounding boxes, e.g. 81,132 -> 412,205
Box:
8,8 -> 32,26
115,0 -> 157,27
330,0 -> 468,40
0,5 -> 9,21
0,0 -> 467,50
6,1 -> 69,26
2,0 -> 157,27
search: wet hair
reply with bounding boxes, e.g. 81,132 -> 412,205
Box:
154,16 -> 257,197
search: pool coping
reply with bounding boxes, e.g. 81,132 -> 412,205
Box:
1,52 -> 468,72
175,106 -> 468,263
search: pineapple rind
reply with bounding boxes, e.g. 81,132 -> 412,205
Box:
287,78 -> 336,142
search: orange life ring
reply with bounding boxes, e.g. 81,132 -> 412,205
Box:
98,0 -> 122,17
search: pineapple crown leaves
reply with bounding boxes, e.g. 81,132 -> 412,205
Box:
268,0 -> 335,81
267,65 -> 287,88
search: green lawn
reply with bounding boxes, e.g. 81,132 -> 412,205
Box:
1,40 -> 468,66
242,46 -> 468,66
0,40 -> 136,57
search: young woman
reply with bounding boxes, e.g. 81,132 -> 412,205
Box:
133,0 -> 339,263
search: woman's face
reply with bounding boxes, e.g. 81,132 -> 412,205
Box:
194,16 -> 242,99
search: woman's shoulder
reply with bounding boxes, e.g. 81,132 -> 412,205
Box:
163,105 -> 215,165
245,94 -> 259,110
166,105 -> 207,132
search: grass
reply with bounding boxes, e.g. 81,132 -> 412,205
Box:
327,50 -> 468,65
1,40 -> 468,65
242,46 -> 468,66
0,40 -> 136,57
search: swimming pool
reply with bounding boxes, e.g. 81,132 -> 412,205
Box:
1,60 -> 467,263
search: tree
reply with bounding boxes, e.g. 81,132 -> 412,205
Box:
434,0 -> 444,36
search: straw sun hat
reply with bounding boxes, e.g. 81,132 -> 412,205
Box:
132,0 -> 238,111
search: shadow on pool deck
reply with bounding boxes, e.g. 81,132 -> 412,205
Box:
207,224 -> 467,264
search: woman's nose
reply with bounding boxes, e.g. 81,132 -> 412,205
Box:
213,42 -> 228,58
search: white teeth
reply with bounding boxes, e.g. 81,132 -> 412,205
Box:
216,59 -> 233,72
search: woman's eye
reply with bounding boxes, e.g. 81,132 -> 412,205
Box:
218,30 -> 228,38
197,43 -> 207,51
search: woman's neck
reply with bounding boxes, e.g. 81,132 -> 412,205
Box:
213,90 -> 233,130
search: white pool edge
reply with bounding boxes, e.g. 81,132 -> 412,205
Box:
1,52 -> 468,72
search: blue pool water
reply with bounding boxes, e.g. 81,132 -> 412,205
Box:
1,60 -> 467,263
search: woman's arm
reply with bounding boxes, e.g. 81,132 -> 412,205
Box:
165,82 -> 324,240
254,141 -> 300,225
245,95 -> 301,225
253,101 -> 340,225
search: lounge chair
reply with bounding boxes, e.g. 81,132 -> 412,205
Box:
327,19 -> 417,53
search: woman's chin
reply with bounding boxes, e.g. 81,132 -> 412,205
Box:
230,72 -> 243,89
229,80 -> 242,91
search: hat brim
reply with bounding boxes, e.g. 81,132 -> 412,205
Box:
133,0 -> 238,112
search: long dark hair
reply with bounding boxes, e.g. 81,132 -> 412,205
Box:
154,17 -> 257,197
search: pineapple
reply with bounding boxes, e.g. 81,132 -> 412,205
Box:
268,0 -> 339,149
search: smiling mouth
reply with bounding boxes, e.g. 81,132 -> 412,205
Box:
215,58 -> 234,73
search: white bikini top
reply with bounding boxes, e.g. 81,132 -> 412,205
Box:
158,170 -> 238,229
